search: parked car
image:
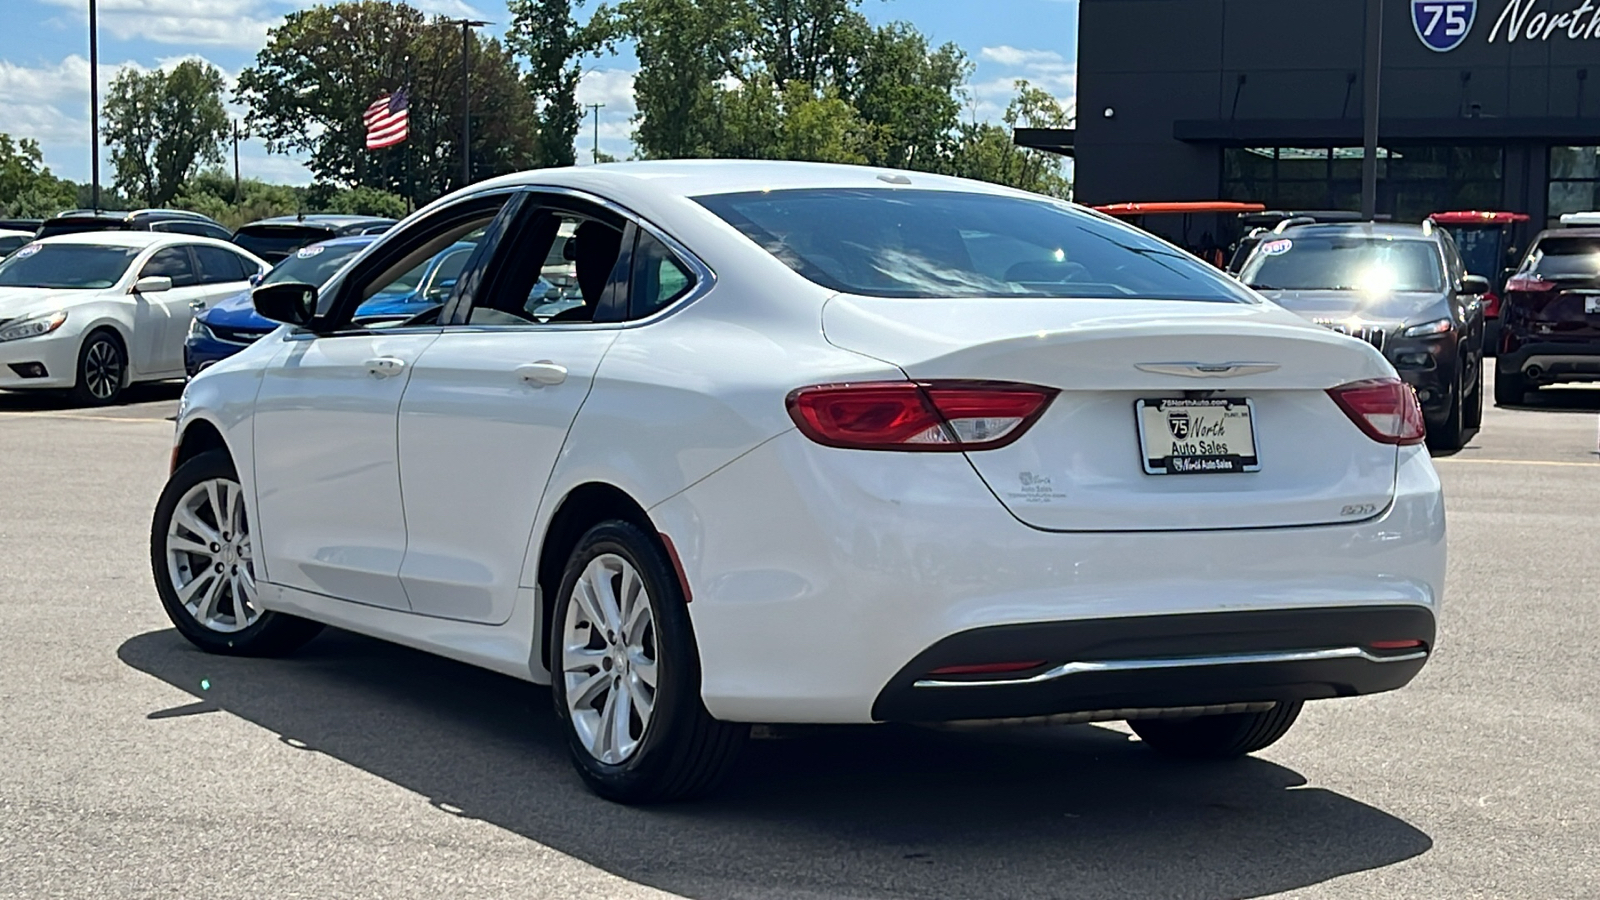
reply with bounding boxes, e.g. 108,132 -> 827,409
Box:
230,215 -> 396,263
36,209 -> 232,241
1495,226 -> 1600,404
185,236 -> 484,376
1230,211 -> 1389,274
1238,221 -> 1487,451
1428,211 -> 1530,356
154,161 -> 1444,803
0,217 -> 43,233
0,229 -> 34,257
0,232 -> 265,404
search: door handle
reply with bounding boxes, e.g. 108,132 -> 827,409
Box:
189,299 -> 207,311
365,357 -> 407,378
516,361 -> 567,386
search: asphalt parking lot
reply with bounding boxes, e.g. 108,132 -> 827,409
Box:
1,373 -> 1596,900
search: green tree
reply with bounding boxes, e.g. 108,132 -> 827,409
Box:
942,81 -> 1073,197
505,0 -> 618,168
0,134 -> 78,217
103,60 -> 230,206
172,169 -> 302,230
237,1 -> 539,201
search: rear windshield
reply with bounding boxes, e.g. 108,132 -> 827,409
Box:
694,188 -> 1254,302
1240,235 -> 1444,292
233,226 -> 336,261
0,244 -> 141,289
261,243 -> 368,288
1524,235 -> 1600,279
37,219 -> 126,239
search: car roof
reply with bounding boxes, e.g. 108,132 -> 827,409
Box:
49,208 -> 220,223
0,228 -> 35,238
1534,227 -> 1600,241
35,231 -> 222,249
471,159 -> 1034,201
1275,221 -> 1438,241
239,215 -> 395,229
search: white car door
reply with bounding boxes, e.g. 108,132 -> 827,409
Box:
394,199 -> 647,624
250,192 -> 516,612
131,245 -> 211,376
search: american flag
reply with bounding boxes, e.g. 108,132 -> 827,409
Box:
363,90 -> 409,150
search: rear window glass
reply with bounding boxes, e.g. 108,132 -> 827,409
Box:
233,226 -> 337,261
694,188 -> 1253,302
261,243 -> 368,288
0,244 -> 141,289
1524,236 -> 1600,278
37,219 -> 126,239
1239,235 -> 1443,292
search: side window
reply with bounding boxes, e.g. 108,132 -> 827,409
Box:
630,231 -> 695,318
465,204 -> 629,326
140,247 -> 198,287
230,251 -> 263,280
193,245 -> 248,284
160,220 -> 231,240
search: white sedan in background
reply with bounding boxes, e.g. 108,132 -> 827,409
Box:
154,161 -> 1445,804
0,232 -> 266,404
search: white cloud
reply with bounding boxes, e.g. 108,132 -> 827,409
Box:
980,46 -> 1067,69
573,67 -> 637,162
974,45 -> 1077,123
576,68 -> 637,115
39,0 -> 277,49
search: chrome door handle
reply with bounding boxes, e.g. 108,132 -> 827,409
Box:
188,300 -> 207,311
365,357 -> 407,378
516,361 -> 567,386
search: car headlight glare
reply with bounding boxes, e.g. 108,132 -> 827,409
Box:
1402,317 -> 1453,338
0,311 -> 67,343
188,317 -> 214,340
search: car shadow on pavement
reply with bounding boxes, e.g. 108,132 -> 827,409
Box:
118,627 -> 1431,900
1494,385 -> 1600,414
0,381 -> 183,412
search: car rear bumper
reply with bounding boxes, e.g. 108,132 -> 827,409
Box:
871,605 -> 1432,722
651,431 -> 1446,724
1498,338 -> 1600,382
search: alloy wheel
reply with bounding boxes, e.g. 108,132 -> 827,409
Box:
163,477 -> 261,633
82,338 -> 124,401
561,553 -> 660,765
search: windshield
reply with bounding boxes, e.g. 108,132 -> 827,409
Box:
1522,236 -> 1600,279
694,188 -> 1254,302
233,226 -> 336,262
261,243 -> 369,289
1240,235 -> 1444,292
0,244 -> 142,289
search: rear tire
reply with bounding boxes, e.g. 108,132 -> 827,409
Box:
1129,701 -> 1303,759
1494,367 -> 1530,407
69,329 -> 127,407
151,449 -> 323,656
550,521 -> 747,803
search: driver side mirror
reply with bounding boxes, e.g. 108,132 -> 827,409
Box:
1460,274 -> 1491,296
253,281 -> 318,327
132,275 -> 172,294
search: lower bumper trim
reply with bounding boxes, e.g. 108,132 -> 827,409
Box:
913,646 -> 1428,689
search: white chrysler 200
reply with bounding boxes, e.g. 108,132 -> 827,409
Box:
152,161 -> 1445,803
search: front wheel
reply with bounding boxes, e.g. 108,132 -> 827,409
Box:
70,329 -> 127,406
1129,701 -> 1303,759
150,449 -> 323,656
1425,369 -> 1466,452
551,521 -> 747,803
1463,356 -> 1484,430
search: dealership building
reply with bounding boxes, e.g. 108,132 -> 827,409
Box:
1045,0 -> 1600,231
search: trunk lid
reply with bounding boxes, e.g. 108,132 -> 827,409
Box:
822,295 -> 1400,532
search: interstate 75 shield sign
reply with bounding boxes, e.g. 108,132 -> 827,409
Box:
1413,0 -> 1477,51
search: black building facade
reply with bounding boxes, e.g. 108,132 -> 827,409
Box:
1071,0 -> 1600,228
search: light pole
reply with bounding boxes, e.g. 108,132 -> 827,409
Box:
443,18 -> 489,187
231,121 -> 247,204
89,0 -> 100,211
588,102 -> 605,164
1361,0 -> 1383,219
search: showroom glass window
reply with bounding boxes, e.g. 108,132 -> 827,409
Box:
1549,147 -> 1600,224
1223,146 -> 1503,220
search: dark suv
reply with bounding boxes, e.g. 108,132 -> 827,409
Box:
230,215 -> 396,263
1238,221 -> 1488,451
1495,226 -> 1600,405
36,209 -> 232,240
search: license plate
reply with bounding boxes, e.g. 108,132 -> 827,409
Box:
1585,295 -> 1600,314
1136,398 -> 1260,475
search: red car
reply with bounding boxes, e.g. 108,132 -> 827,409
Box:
1495,225 -> 1600,405
1428,211 -> 1530,356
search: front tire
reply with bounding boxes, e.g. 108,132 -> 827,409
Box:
1463,355 -> 1483,430
70,329 -> 127,407
150,449 -> 323,656
1129,701 -> 1303,759
1425,368 -> 1466,452
550,521 -> 746,803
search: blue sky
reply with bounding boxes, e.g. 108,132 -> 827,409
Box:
0,0 -> 1078,185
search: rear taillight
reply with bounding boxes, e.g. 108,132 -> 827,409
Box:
1327,378 -> 1426,445
1504,275 -> 1549,294
787,381 -> 1057,451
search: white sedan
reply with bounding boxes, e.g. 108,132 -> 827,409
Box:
153,161 -> 1445,803
0,232 -> 266,404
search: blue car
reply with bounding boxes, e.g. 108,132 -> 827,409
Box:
184,237 -> 480,376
